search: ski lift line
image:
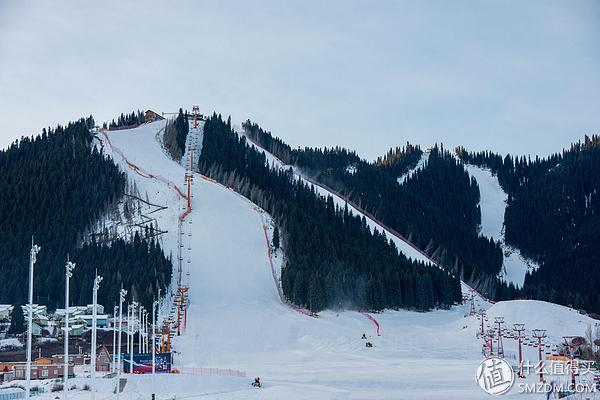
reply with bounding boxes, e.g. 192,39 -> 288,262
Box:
243,133 -> 495,305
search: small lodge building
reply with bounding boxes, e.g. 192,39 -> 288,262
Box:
95,345 -> 112,372
13,363 -> 74,380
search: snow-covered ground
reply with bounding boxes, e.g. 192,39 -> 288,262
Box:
464,165 -> 538,287
8,120 -> 595,400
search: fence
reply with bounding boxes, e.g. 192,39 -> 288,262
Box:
179,367 -> 246,378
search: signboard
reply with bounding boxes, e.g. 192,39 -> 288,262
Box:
122,352 -> 172,374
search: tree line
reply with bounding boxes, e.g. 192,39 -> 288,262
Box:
104,110 -> 147,130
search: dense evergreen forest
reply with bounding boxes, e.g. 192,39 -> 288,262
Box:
199,114 -> 462,312
459,136 -> 600,313
0,118 -> 172,311
242,121 -> 503,294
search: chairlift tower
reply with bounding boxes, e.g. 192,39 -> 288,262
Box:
563,336 -> 579,390
478,310 -> 487,336
192,105 -> 200,129
513,323 -> 525,378
494,317 -> 505,358
469,293 -> 476,316
532,329 -> 547,382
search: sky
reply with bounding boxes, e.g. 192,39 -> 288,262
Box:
0,0 -> 599,160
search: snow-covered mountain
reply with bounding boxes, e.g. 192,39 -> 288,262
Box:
74,120 -> 598,399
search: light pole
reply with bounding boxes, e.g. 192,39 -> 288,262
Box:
152,299 -> 157,374
26,239 -> 41,399
129,302 -> 137,373
116,288 -> 126,400
144,310 -> 149,353
126,305 -> 130,354
513,324 -> 525,378
112,305 -> 117,373
91,274 -> 103,400
138,306 -> 143,354
63,257 -> 75,400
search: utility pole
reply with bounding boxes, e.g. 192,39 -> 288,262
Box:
495,317 -> 505,358
91,274 -> 103,400
513,324 -> 525,378
116,288 -> 126,400
63,257 -> 75,400
26,239 -> 41,399
532,329 -> 547,383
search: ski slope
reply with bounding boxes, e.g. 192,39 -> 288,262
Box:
464,165 -> 538,287
397,151 -> 430,185
18,120 -> 590,400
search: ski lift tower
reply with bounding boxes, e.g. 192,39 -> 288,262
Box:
469,293 -> 476,316
478,309 -> 488,336
532,329 -> 547,382
192,105 -> 200,129
494,317 -> 505,358
563,336 -> 582,390
513,323 -> 526,378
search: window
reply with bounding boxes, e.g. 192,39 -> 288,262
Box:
41,369 -> 48,377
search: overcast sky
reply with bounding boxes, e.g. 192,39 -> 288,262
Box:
0,1 -> 598,160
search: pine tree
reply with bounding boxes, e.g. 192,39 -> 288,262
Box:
272,226 -> 280,250
7,305 -> 24,335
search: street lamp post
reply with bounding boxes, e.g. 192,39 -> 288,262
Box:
138,306 -> 143,354
26,240 -> 41,399
112,305 -> 117,373
116,288 -> 126,400
152,300 -> 157,374
63,257 -> 75,400
91,274 -> 103,400
144,310 -> 149,353
129,302 -> 137,373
